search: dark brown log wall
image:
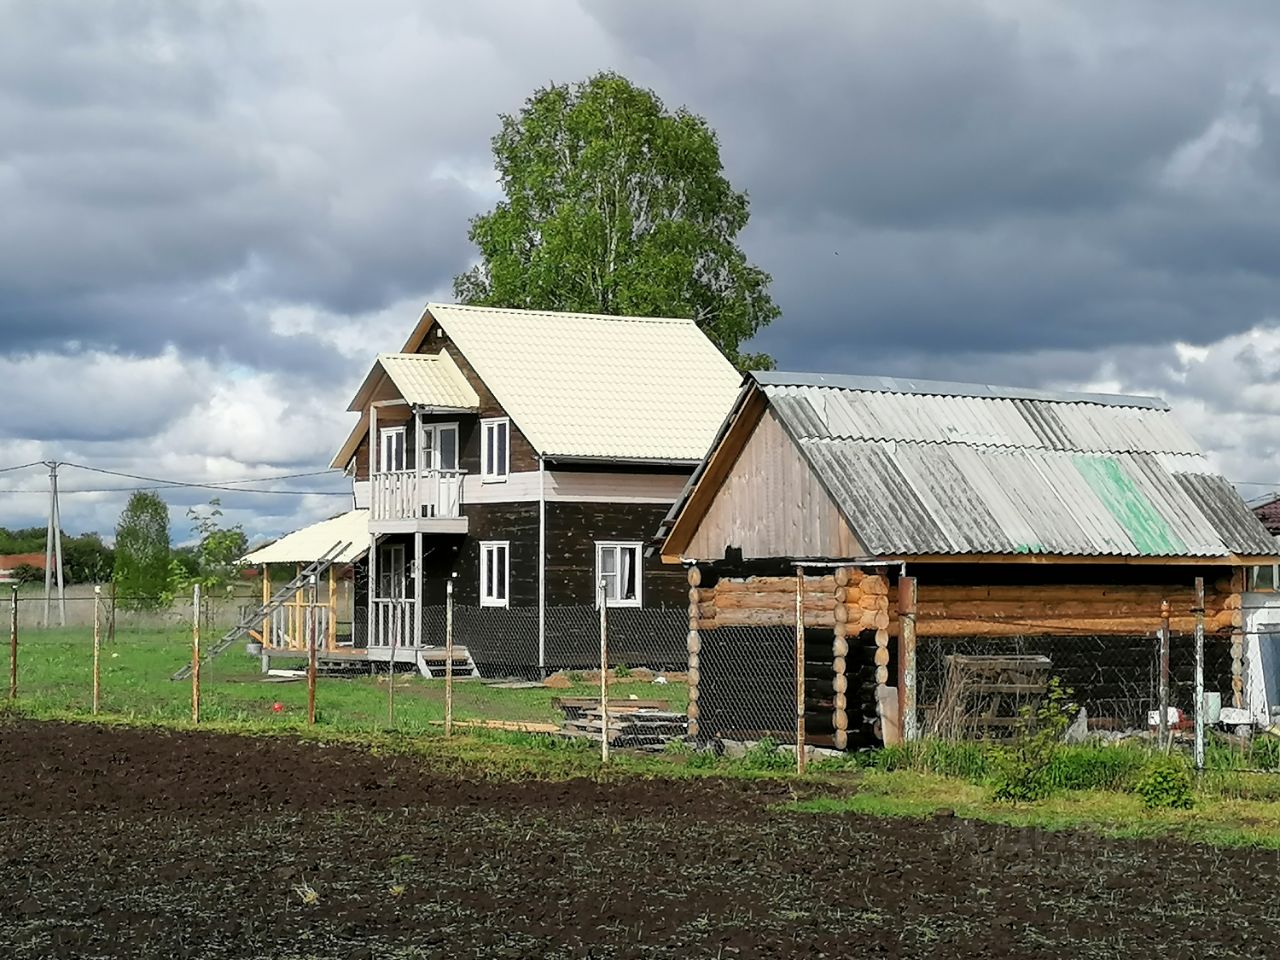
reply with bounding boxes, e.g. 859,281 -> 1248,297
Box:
545,501 -> 686,607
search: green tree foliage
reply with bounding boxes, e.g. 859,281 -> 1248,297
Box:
454,71 -> 779,369
61,531 -> 114,583
113,492 -> 172,611
0,528 -> 114,584
178,498 -> 248,595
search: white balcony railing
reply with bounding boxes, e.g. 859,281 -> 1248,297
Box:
369,469 -> 464,523
370,598 -> 416,648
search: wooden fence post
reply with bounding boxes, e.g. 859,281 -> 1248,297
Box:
192,583 -> 201,724
445,579 -> 454,737
795,566 -> 807,774
91,585 -> 101,716
599,578 -> 609,764
9,585 -> 17,701
898,577 -> 918,742
307,575 -> 318,726
1159,599 -> 1170,750
1194,577 -> 1205,771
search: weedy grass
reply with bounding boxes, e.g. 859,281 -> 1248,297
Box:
789,768 -> 1280,848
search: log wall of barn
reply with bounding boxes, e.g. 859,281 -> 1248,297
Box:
686,562 -> 1246,747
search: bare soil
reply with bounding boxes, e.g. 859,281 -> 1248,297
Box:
1,720 -> 1277,959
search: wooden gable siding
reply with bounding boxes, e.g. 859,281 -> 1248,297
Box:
684,409 -> 862,561
345,320 -> 538,479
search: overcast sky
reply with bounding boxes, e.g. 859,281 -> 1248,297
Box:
4,0 -> 1280,545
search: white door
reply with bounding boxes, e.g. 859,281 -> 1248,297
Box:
419,422 -> 459,472
378,543 -> 406,599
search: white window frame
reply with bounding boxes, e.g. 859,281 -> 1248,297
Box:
479,541 -> 510,608
596,541 -> 642,608
480,417 -> 510,482
379,425 -> 406,474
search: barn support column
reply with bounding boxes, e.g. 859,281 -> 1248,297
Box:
898,576 -> 918,742
686,565 -> 701,740
832,566 -> 852,751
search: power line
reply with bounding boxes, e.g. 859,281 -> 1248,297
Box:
0,461 -> 42,474
0,485 -> 349,496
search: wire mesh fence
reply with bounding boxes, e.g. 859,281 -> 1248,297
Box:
0,584 -> 695,753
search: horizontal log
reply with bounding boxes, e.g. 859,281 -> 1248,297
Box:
696,601 -> 716,619
911,584 -> 1232,609
915,600 -> 1226,619
714,593 -> 835,612
861,576 -> 888,596
716,576 -> 835,593
699,609 -> 835,629
916,612 -> 1234,637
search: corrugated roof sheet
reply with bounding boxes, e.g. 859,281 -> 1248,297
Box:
362,352 -> 479,411
241,510 -> 367,566
424,304 -> 743,461
761,373 -> 1276,558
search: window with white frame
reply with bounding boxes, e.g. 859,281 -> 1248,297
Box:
1250,535 -> 1280,592
481,417 -> 509,481
597,542 -> 642,607
479,541 -> 509,607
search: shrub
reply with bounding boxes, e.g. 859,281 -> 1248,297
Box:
991,677 -> 1077,803
739,738 -> 795,772
1134,755 -> 1195,810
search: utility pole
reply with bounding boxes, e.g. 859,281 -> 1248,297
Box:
42,461 -> 66,628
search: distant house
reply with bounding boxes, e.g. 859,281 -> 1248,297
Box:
659,371 -> 1280,748
0,553 -> 46,584
241,303 -> 741,676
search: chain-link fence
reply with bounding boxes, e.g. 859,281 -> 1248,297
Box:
0,583 -> 696,753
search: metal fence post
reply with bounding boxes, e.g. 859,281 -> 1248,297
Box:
599,578 -> 609,764
899,576 -> 918,742
192,584 -> 202,723
445,579 -> 454,738
91,585 -> 101,715
1159,599 -> 1170,750
1194,577 -> 1205,771
9,585 -> 17,702
795,566 -> 807,774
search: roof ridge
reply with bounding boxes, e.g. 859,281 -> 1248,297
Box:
756,370 -> 1169,410
428,302 -> 697,325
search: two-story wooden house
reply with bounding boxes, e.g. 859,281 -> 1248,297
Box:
314,302 -> 741,675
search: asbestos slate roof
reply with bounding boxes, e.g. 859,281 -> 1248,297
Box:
758,373 -> 1277,558
419,304 -> 743,462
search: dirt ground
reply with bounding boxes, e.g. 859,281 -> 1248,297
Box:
1,722 -> 1278,959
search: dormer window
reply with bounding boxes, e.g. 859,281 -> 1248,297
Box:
481,418 -> 510,481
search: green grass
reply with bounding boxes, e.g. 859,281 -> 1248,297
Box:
789,768 -> 1280,848
7,625 -> 685,735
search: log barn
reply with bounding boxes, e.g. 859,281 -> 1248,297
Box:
658,371 -> 1280,749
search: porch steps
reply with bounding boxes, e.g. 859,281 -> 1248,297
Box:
170,541 -> 353,682
415,646 -> 481,679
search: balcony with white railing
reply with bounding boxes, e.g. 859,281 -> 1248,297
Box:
368,468 -> 467,531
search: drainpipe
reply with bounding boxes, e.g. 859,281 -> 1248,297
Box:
538,456 -> 547,677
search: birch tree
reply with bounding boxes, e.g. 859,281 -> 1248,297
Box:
454,72 -> 778,368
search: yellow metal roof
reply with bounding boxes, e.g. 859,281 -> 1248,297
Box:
241,510 -> 368,565
346,350 -> 479,412
414,303 -> 743,461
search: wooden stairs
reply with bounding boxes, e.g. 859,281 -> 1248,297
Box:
171,541 -> 352,682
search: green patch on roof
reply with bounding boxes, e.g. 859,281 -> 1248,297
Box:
1074,456 -> 1187,555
